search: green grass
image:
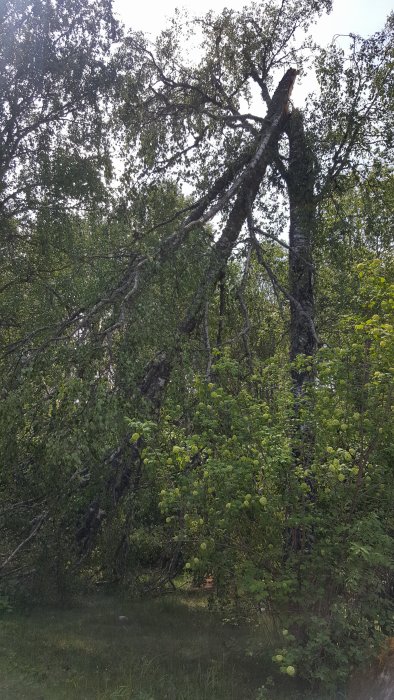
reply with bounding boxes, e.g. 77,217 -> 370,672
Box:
0,592 -> 292,700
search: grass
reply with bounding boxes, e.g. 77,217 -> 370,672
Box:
0,591 -> 294,700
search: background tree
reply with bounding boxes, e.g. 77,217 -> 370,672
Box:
0,0 -> 118,226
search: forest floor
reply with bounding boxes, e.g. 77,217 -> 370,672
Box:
0,590 -> 299,700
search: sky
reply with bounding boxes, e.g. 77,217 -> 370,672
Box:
113,0 -> 392,43
111,0 -> 392,231
112,0 -> 392,111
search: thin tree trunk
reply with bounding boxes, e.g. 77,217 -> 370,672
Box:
216,272 -> 226,347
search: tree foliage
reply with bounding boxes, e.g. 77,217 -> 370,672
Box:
0,0 -> 118,225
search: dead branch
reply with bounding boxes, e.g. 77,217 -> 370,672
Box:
0,511 -> 48,574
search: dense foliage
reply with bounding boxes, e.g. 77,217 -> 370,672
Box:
0,0 -> 393,696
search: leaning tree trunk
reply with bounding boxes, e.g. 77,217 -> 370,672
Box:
76,68 -> 299,559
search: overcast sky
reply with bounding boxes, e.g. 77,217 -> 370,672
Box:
113,0 -> 392,43
112,0 -> 392,110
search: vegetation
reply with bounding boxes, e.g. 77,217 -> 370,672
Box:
0,0 -> 393,697
0,594 -> 284,700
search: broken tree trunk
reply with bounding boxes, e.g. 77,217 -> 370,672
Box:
76,68 -> 299,558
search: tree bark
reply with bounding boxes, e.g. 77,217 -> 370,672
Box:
285,109 -> 318,554
286,109 -> 317,398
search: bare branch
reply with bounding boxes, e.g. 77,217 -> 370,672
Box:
0,512 -> 48,573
